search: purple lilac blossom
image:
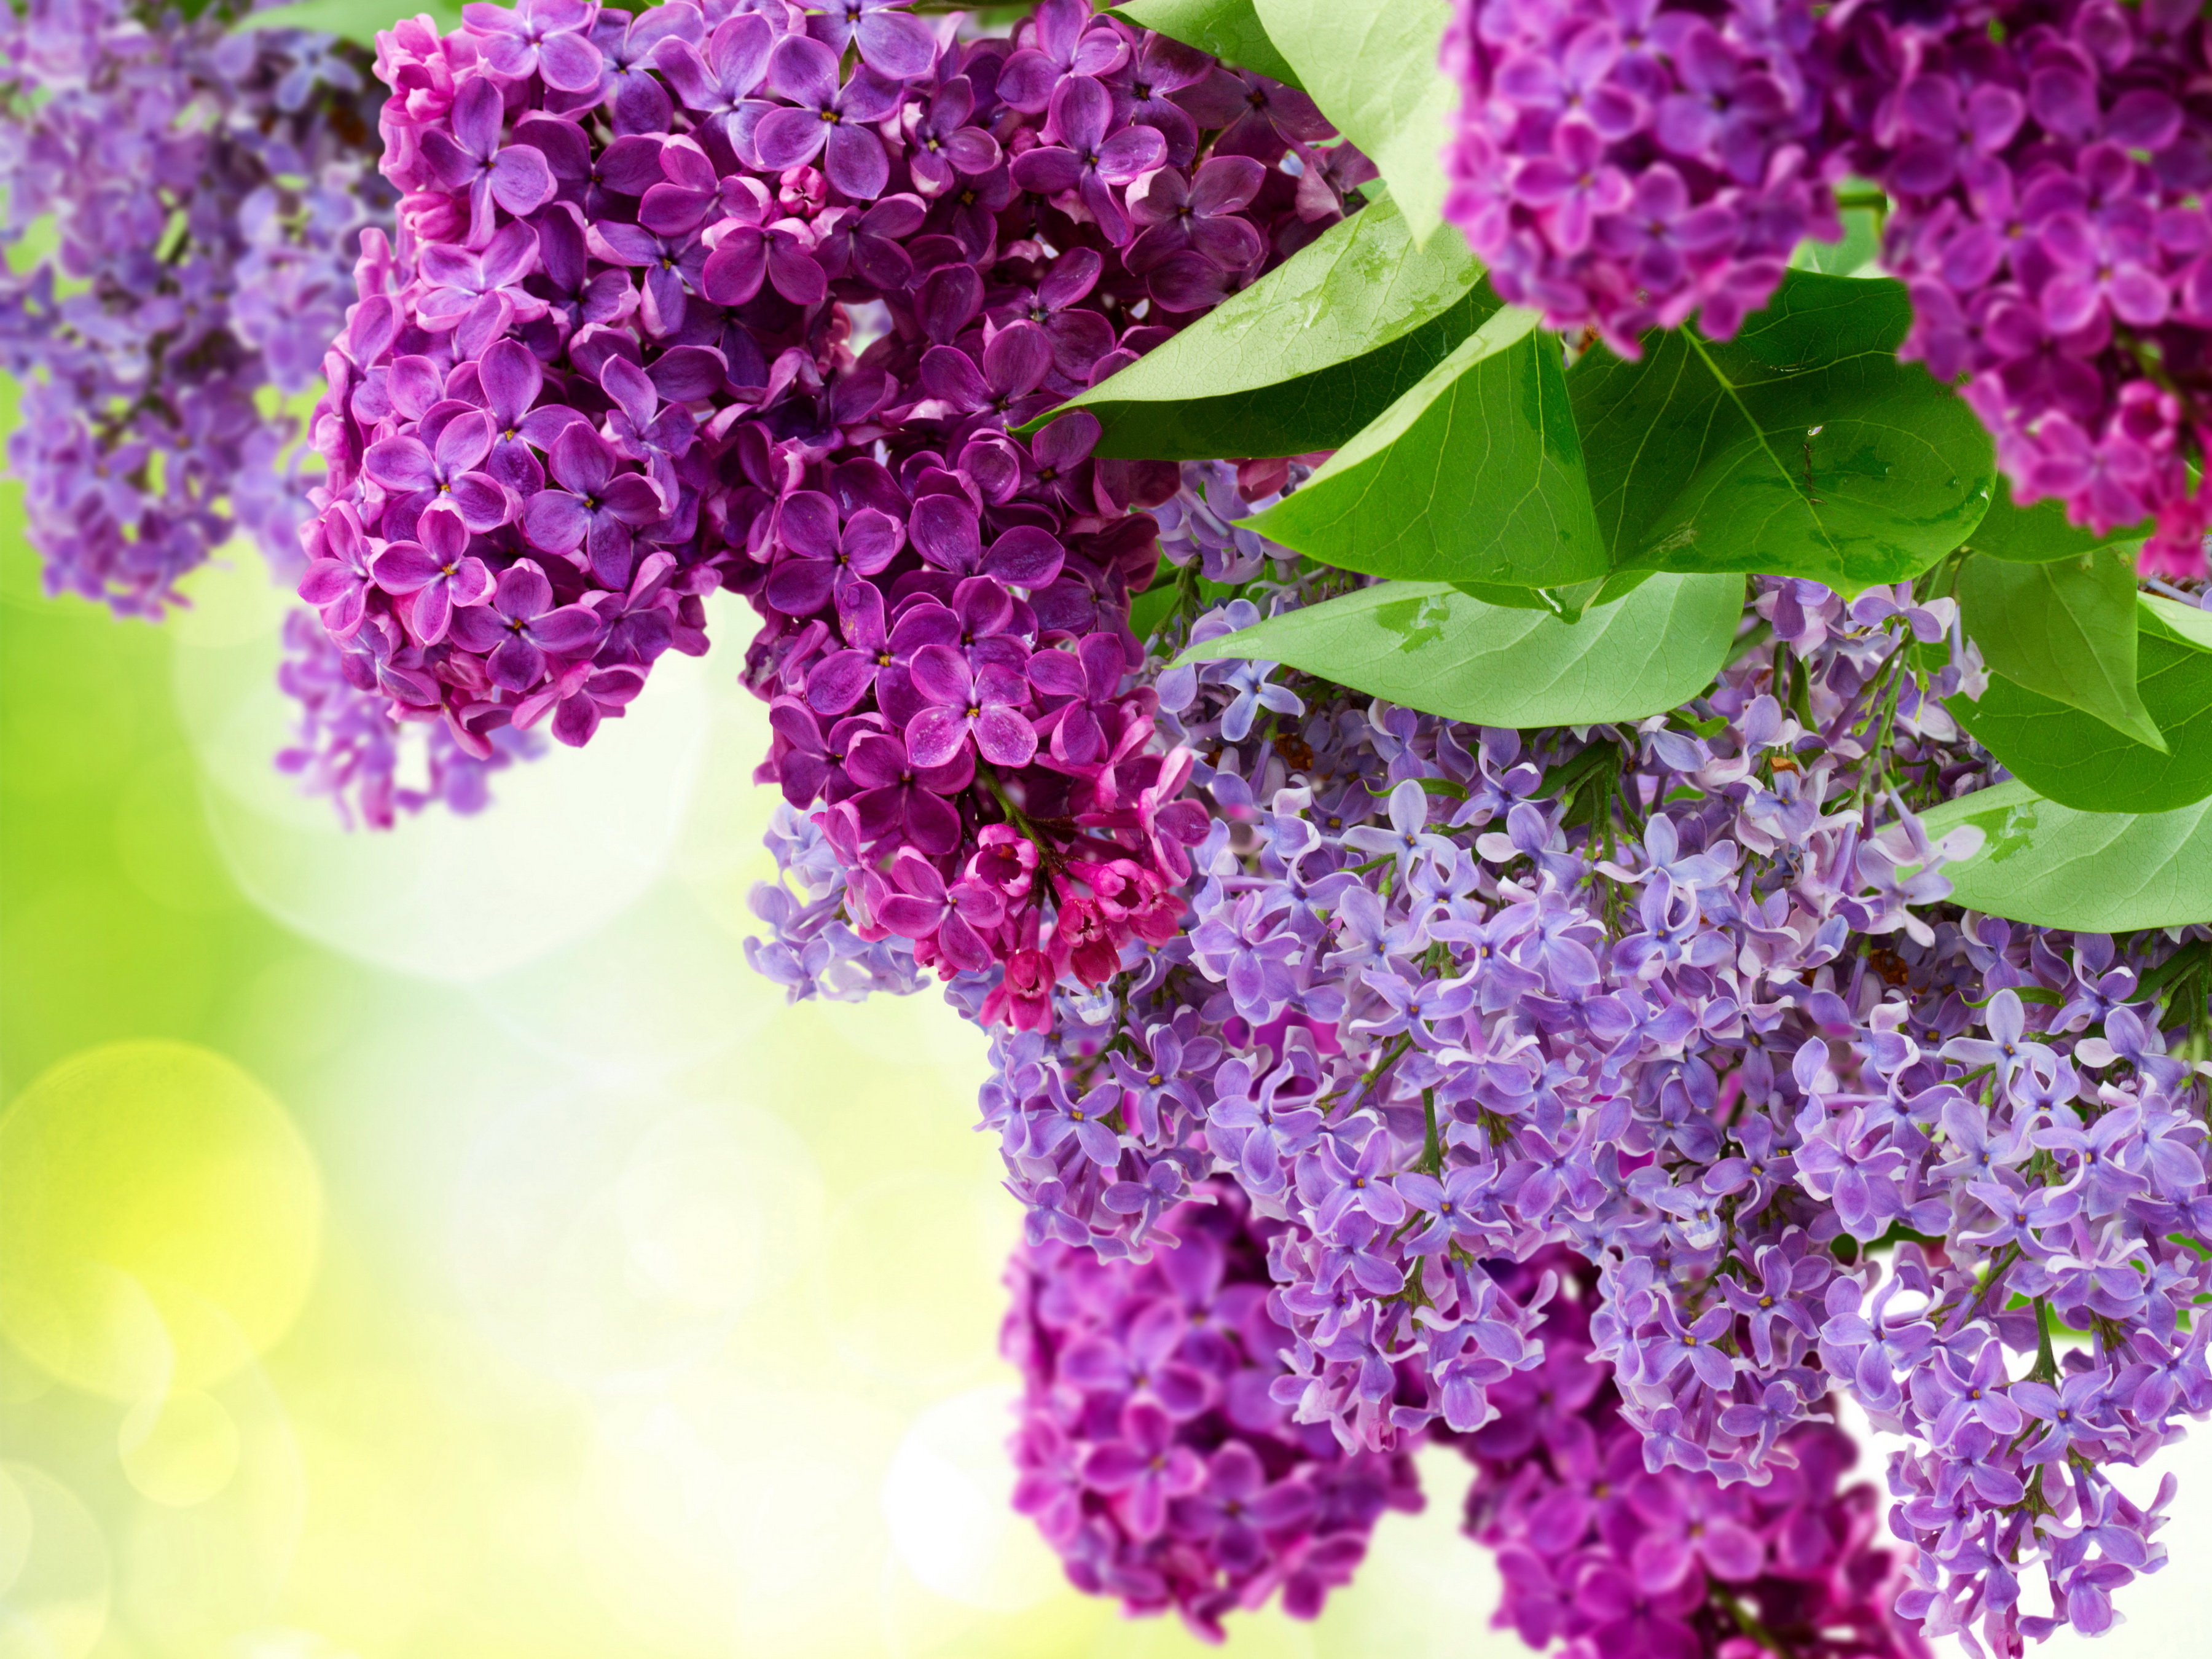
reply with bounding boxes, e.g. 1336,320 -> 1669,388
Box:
1003,1177 -> 1425,1639
315,0 -> 1367,1018
1830,0 -> 2212,576
1441,0 -> 1848,356
1456,1247 -> 1929,1659
1,0 -> 391,612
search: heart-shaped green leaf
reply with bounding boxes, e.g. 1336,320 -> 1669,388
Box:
1568,270 -> 1995,592
1251,0 -> 1457,246
1035,194 -> 1492,460
1949,605 -> 2212,814
1916,779 -> 2212,932
1244,306 -> 1610,589
1963,473 -> 2152,563
1113,0 -> 1303,87
1176,573 -> 1743,726
1953,550 -> 2162,749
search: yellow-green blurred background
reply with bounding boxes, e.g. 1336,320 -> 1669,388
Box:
5,369 -> 2211,1658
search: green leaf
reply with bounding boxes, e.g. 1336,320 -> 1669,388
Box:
1113,0 -> 1303,88
1963,472 -> 2152,563
1569,270 -> 1996,593
1917,779 -> 2212,931
1251,0 -> 1457,246
1949,612 -> 2212,814
1244,306 -> 1610,589
1035,194 -> 1494,460
1953,550 -> 2163,748
1789,202 -> 1883,278
1175,572 -> 1744,726
238,0 -> 458,44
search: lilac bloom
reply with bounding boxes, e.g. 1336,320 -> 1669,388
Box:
651,13 -> 775,153
1172,64 -> 1331,164
1104,1025 -> 1216,1146
586,2 -> 699,133
446,559 -> 602,691
364,409 -> 512,534
698,178 -> 827,308
2012,1370 -> 2117,1465
1913,1338 -> 2026,1445
1513,120 -> 1632,255
753,35 -> 904,200
1029,632 -> 1128,767
1061,1298 -> 1211,1416
296,503 -> 375,640
420,76 -> 555,248
1716,1381 -> 1802,1464
370,505 -> 493,647
1322,882 -> 1424,976
1126,155 -> 1266,275
1317,1304 -> 1408,1404
1019,1179 -> 1090,1247
996,0 -> 1129,112
414,221 -> 546,331
804,0 -> 936,82
2076,1003 -> 2192,1091
989,246 -> 1115,378
1645,1301 -> 1736,1392
1494,22 -> 1641,139
874,847 -> 997,973
520,424 -> 667,589
1207,1059 -> 1323,1194
842,730 -> 962,855
1100,1159 -> 1183,1242
1941,988 -> 2049,1094
918,321 -> 1057,426
514,116 -> 667,221
904,646 -> 1036,769
2033,1104 -> 2151,1215
1188,893 -> 1300,1019
1101,28 -> 1212,166
466,338 -> 580,494
764,490 -> 900,617
1167,1443 -> 1316,1573
1394,1165 -> 1497,1256
904,74 -> 1001,195
1715,1245 -> 1819,1367
1008,75 -> 1167,243
1343,779 -> 1456,885
465,0 -> 605,93
1300,1129 -> 1408,1234
586,219 -> 709,337
1080,1400 -> 1206,1540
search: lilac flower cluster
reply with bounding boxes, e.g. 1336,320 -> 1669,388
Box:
1832,0 -> 2212,578
1457,1247 -> 1928,1659
1003,1177 -> 1425,1639
1,0 -> 388,614
947,511 -> 2212,1649
1442,0 -> 1845,355
312,2 -> 1364,997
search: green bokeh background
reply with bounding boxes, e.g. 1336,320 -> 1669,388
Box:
0,372 -> 1520,1659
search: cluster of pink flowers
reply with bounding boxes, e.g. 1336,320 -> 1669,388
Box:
1003,1179 -> 1426,1637
304,0 -> 1358,999
1445,0 -> 2212,576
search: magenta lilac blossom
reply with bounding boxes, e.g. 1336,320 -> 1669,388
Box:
1004,1177 -> 1426,1639
1457,1248 -> 1929,1659
310,0 -> 1360,997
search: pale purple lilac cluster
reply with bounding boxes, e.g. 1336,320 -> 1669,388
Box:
313,0 -> 1366,990
1457,1247 -> 1929,1659
1832,0 -> 2212,577
1441,0 -> 1844,355
0,0 -> 388,614
1003,1177 -> 1425,1637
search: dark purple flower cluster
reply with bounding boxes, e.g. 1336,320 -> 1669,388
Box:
1443,0 -> 1844,355
1458,1247 -> 1929,1659
308,0 -> 1359,985
1832,0 -> 2212,576
1003,1177 -> 1425,1639
0,0 -> 389,615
